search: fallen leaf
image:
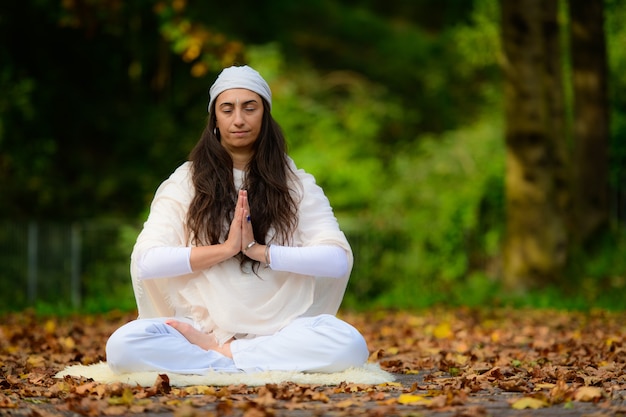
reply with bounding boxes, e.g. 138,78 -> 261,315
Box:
26,355 -> 46,368
397,393 -> 431,405
433,322 -> 453,339
335,399 -> 355,408
573,386 -> 604,402
107,388 -> 135,406
2,307 -> 626,416
511,397 -> 549,409
0,393 -> 18,408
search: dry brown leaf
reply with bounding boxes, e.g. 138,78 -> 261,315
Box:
573,386 -> 605,402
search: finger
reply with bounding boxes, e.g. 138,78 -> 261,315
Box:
236,202 -> 244,221
242,208 -> 251,235
242,191 -> 252,225
236,189 -> 245,209
243,190 -> 250,211
232,206 -> 244,240
228,206 -> 243,246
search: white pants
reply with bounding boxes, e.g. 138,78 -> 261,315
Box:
105,314 -> 369,374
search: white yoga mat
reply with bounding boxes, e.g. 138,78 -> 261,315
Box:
55,362 -> 395,387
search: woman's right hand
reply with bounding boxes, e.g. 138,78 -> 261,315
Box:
189,189 -> 246,271
224,189 -> 246,256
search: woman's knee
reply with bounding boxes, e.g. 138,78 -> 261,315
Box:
105,319 -> 167,372
106,326 -> 128,372
106,321 -> 139,372
333,320 -> 369,368
310,314 -> 369,371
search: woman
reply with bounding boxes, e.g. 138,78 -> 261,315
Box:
106,65 -> 369,374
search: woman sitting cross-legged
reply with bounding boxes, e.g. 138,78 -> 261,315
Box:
105,65 -> 369,374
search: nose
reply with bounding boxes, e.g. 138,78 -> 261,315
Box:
233,108 -> 245,125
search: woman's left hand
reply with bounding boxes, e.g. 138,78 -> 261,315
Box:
240,189 -> 266,262
241,189 -> 255,249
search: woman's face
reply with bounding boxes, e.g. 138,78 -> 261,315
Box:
214,88 -> 264,154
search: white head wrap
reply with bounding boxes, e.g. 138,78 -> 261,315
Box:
208,65 -> 272,113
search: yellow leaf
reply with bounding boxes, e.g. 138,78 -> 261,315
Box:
398,394 -> 431,405
6,346 -> 19,354
454,353 -> 469,365
386,347 -> 399,355
511,397 -> 549,409
191,62 -> 208,78
183,385 -> 217,395
378,382 -> 402,387
61,337 -> 75,350
108,388 -> 135,406
573,386 -> 604,402
44,320 -> 56,334
380,325 -> 395,337
407,316 -> 425,327
27,355 -> 45,368
433,322 -> 453,339
182,44 -> 201,62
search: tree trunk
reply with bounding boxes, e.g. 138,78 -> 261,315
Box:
500,0 -> 569,291
569,0 -> 610,242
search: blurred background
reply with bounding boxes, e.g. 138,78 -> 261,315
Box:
0,0 -> 624,314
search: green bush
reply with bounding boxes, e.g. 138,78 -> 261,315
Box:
355,117 -> 506,309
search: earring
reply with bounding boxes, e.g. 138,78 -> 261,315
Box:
213,128 -> 220,137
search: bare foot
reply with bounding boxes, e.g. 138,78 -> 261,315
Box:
165,320 -> 233,358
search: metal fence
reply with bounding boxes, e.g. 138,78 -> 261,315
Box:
0,220 -> 138,311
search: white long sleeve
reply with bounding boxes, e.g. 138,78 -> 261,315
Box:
269,245 -> 348,278
135,244 -> 348,280
135,246 -> 192,280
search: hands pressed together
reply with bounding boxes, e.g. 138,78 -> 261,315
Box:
225,189 -> 257,257
188,189 -> 269,271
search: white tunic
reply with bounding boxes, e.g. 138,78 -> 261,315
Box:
129,159 -> 353,345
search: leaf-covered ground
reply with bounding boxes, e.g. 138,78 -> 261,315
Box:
1,307 -> 625,416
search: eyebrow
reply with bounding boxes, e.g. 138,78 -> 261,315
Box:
219,99 -> 259,108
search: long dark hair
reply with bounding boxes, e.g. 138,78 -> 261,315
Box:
186,98 -> 299,267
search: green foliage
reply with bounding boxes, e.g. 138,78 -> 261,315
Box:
349,116 -> 506,309
0,0 -> 625,314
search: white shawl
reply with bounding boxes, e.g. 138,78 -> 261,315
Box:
129,159 -> 352,344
